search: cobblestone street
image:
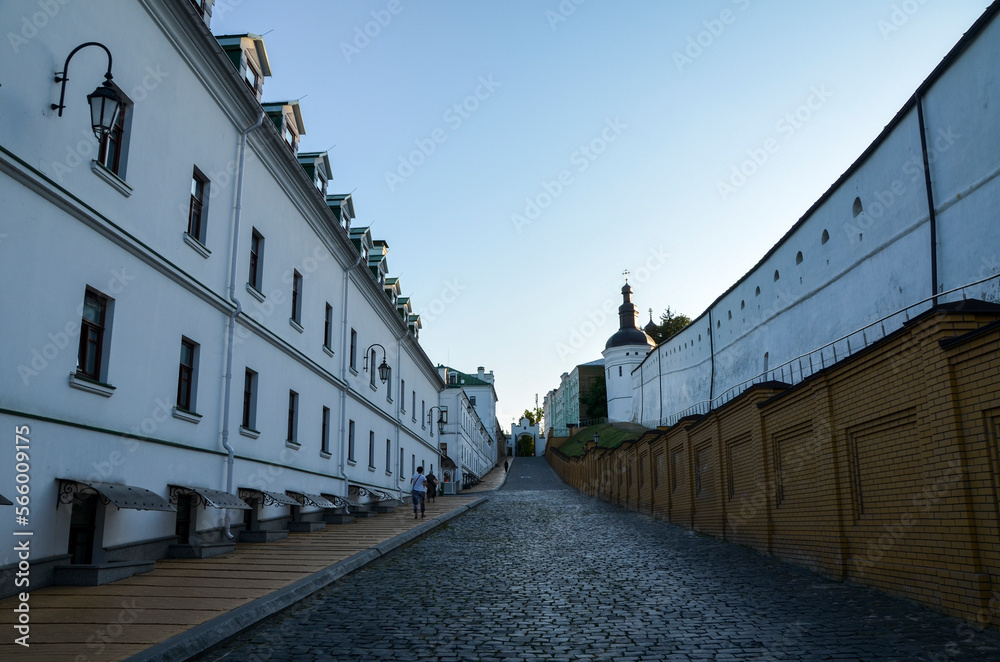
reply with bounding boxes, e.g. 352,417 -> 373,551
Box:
194,458 -> 1000,661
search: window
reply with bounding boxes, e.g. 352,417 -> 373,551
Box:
387,369 -> 393,400
368,431 -> 375,468
619,366 -> 622,377
821,229 -> 830,244
242,368 -> 257,430
323,303 -> 333,350
177,338 -> 198,412
412,391 -> 416,421
421,400 -> 426,428
348,420 -> 356,462
291,270 -> 302,325
287,390 -> 298,443
321,406 -> 331,455
412,454 -> 416,475
386,439 -> 392,472
370,349 -> 377,387
399,448 -> 405,476
187,169 -> 208,243
400,380 -> 406,411
349,329 -> 357,371
248,229 -> 264,292
97,103 -> 127,176
77,289 -> 111,381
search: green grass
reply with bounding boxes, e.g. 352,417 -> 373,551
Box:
555,422 -> 648,457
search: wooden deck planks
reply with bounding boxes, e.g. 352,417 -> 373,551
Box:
0,493 -> 483,661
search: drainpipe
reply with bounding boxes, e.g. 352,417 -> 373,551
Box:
393,326 -> 406,501
915,92 -> 939,306
221,109 -> 264,540
707,309 -> 715,405
338,255 -> 364,501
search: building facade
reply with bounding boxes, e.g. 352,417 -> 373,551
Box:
0,0 -> 450,596
435,367 -> 498,489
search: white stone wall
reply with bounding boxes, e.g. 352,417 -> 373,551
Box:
635,11 -> 1000,426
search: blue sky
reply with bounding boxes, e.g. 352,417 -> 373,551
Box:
214,0 -> 993,427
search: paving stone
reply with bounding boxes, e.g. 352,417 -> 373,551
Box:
193,457 -> 1000,662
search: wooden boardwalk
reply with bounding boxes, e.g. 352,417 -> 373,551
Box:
0,492 -> 487,662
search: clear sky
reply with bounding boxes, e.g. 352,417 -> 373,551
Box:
214,0 -> 993,428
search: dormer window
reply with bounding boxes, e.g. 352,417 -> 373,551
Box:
243,61 -> 260,97
283,122 -> 297,153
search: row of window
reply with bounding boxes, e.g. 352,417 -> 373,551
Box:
75,285 -> 431,455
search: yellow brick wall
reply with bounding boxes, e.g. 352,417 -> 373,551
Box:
547,309 -> 1000,628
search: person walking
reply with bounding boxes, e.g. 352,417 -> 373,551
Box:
425,470 -> 439,504
504,460 -> 509,472
410,465 -> 427,519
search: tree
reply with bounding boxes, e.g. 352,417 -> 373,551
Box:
516,434 -> 535,457
521,407 -> 543,426
648,306 -> 692,345
579,374 -> 607,420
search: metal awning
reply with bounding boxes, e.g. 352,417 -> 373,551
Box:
238,488 -> 299,507
287,491 -> 336,509
58,479 -> 176,512
322,493 -> 359,509
0,493 -> 12,506
169,485 -> 251,510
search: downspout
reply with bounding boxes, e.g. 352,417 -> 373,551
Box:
338,255 -> 364,499
707,310 -> 715,405
393,327 -> 406,500
221,109 -> 264,540
915,92 -> 939,306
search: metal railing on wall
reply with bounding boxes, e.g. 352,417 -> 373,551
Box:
643,272 -> 1000,430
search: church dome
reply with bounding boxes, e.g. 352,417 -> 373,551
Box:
605,279 -> 655,349
606,327 -> 655,349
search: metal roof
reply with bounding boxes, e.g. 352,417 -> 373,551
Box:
170,485 -> 251,510
287,491 -> 336,509
59,480 -> 175,512
238,488 -> 299,507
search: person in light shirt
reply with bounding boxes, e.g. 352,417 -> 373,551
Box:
410,466 -> 427,519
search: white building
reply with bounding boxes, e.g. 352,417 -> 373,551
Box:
0,0 -> 446,596
435,366 -> 500,489
625,3 -> 1000,426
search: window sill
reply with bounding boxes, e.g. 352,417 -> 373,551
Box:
385,471 -> 393,477
369,383 -> 378,392
349,367 -> 358,376
320,451 -> 332,459
68,372 -> 115,397
172,406 -> 202,424
285,440 -> 300,450
322,345 -> 334,358
184,232 -> 211,258
347,459 -> 357,467
91,160 -> 132,197
239,426 -> 260,439
245,283 -> 265,302
368,465 -> 376,472
289,318 -> 304,334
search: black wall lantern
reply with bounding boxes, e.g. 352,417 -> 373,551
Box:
52,42 -> 124,140
363,343 -> 391,384
428,406 -> 447,436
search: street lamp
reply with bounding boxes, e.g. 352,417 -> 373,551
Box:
52,42 -> 124,140
363,343 -> 390,383
428,406 -> 447,436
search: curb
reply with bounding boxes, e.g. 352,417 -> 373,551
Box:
127,496 -> 489,662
